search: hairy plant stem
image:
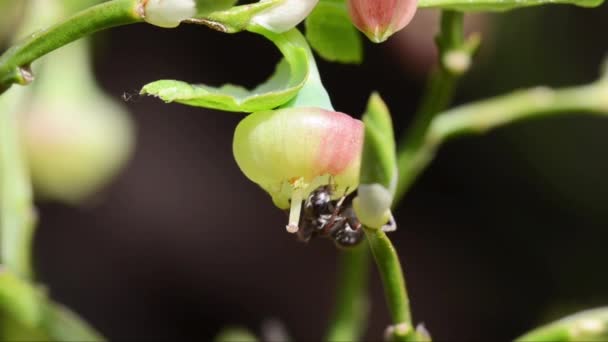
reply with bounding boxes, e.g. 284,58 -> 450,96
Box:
325,244 -> 370,342
0,0 -> 143,95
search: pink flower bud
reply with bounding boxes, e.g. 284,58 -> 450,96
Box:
19,40 -> 134,204
347,0 -> 417,43
233,107 -> 363,233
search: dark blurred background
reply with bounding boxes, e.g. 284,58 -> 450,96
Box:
5,3 -> 608,341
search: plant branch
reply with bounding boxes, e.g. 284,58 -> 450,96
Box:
363,228 -> 424,342
365,229 -> 409,324
395,11 -> 477,202
0,0 -> 143,95
401,11 -> 464,148
347,11 -> 469,342
328,12 -> 472,341
398,71 -> 608,198
325,244 -> 370,342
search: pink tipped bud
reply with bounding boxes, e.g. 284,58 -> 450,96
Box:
347,0 -> 417,43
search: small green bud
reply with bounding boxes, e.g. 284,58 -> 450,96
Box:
353,183 -> 394,229
353,93 -> 397,230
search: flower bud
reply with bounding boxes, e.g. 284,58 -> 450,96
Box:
20,40 -> 134,204
352,93 -> 397,230
233,107 -> 363,232
251,0 -> 319,33
347,0 -> 417,43
22,99 -> 134,204
144,0 -> 197,28
353,182 -> 395,229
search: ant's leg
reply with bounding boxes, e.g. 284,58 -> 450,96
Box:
322,194 -> 347,236
335,195 -> 346,209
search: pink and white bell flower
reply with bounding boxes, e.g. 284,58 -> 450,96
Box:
233,107 -> 363,233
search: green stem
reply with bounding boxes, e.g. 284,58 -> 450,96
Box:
364,228 -> 414,342
431,80 -> 608,139
343,11 -> 467,342
400,75 -> 608,196
326,12 -> 470,341
0,0 -> 143,94
0,88 -> 36,280
399,12 -> 463,152
395,11 -> 470,202
325,244 -> 370,342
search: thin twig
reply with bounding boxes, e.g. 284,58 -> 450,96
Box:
0,0 -> 143,94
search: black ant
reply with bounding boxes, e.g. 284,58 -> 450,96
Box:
295,185 -> 365,248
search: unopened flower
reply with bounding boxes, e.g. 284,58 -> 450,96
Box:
20,40 -> 134,204
22,100 -> 133,204
348,93 -> 398,230
233,107 -> 363,233
251,0 -> 319,33
347,0 -> 417,43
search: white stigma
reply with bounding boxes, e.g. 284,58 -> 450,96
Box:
286,187 -> 305,234
286,223 -> 299,234
144,0 -> 196,28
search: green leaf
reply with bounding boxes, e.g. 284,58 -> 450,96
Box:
192,0 -> 284,33
305,1 -> 363,64
0,270 -> 104,341
359,93 -> 397,188
42,303 -> 104,342
516,307 -> 608,342
418,0 -> 603,11
0,270 -> 44,328
214,327 -> 259,342
195,0 -> 239,16
141,28 -> 310,113
267,27 -> 333,111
